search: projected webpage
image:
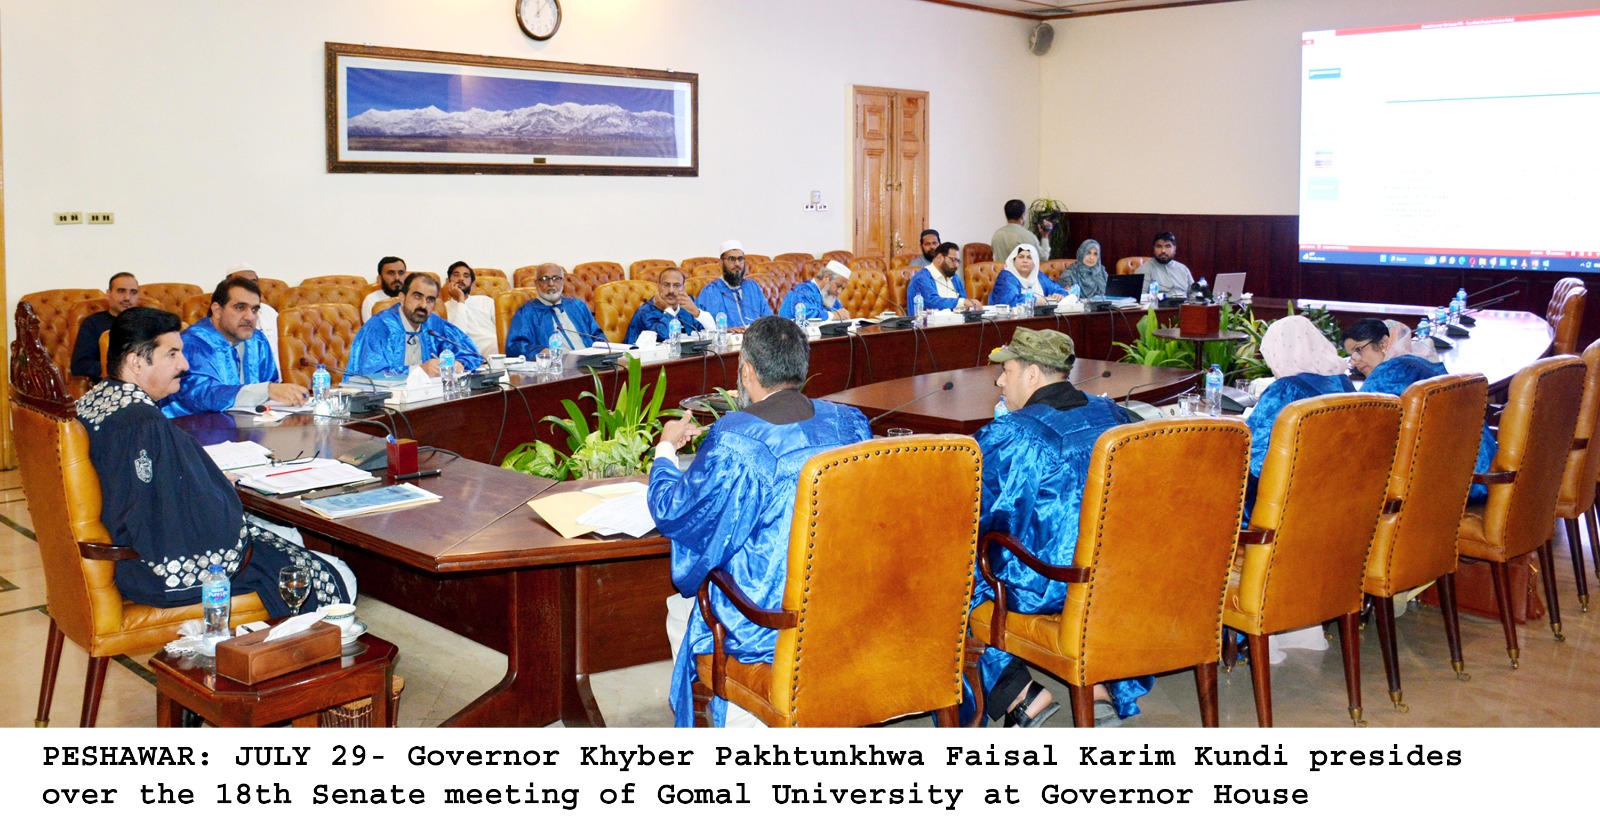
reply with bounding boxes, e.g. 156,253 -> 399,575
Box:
1299,10 -> 1600,274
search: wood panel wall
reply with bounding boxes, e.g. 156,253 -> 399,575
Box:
1065,211 -> 1595,345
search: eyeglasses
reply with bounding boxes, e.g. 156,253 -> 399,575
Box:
535,275 -> 564,284
1347,340 -> 1375,358
722,256 -> 746,263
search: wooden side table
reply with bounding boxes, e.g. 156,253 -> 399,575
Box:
1153,327 -> 1249,371
152,634 -> 398,727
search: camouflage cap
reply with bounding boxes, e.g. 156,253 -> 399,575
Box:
989,326 -> 1076,370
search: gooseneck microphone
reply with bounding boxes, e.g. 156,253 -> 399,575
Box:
868,381 -> 954,426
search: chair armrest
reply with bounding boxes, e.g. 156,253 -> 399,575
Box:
1473,471 -> 1516,485
78,541 -> 137,561
694,568 -> 797,702
978,531 -> 1087,649
1236,528 -> 1275,546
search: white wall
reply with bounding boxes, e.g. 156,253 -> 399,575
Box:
1039,0 -> 1598,215
1,0 -> 1043,302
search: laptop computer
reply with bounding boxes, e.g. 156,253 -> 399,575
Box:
1212,272 -> 1247,300
1105,275 -> 1145,299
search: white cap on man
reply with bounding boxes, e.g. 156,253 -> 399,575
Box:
719,240 -> 744,256
823,260 -> 852,280
226,264 -> 255,276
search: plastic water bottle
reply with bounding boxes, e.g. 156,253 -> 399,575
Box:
994,396 -> 1009,418
795,301 -> 807,326
311,364 -> 331,418
1070,282 -> 1082,300
715,313 -> 729,351
1148,281 -> 1161,304
1205,363 -> 1224,416
1416,319 -> 1432,340
201,564 -> 230,655
1433,307 -> 1449,334
913,293 -> 925,319
1450,289 -> 1466,322
667,316 -> 682,358
547,333 -> 565,373
1023,292 -> 1038,317
439,348 -> 458,399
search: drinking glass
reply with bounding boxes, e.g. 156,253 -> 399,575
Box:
887,427 -> 912,437
1176,394 -> 1199,416
278,567 -> 310,616
536,349 -> 558,375
1234,379 -> 1252,396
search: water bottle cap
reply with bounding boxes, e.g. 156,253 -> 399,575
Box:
208,563 -> 224,573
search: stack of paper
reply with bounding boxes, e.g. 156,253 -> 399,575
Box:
300,483 -> 442,519
203,440 -> 274,471
527,481 -> 656,539
233,459 -> 375,495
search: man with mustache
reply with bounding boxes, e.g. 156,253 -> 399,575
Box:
160,276 -> 308,417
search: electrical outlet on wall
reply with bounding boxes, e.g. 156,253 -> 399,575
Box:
88,212 -> 114,225
54,212 -> 82,225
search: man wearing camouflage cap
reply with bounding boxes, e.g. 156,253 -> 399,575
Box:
966,327 -> 1151,727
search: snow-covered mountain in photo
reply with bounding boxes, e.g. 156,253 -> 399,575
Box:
347,101 -> 675,140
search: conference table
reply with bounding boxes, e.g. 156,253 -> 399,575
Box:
179,303 -> 1553,727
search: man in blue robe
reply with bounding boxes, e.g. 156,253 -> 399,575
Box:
347,272 -> 483,376
908,242 -> 982,312
696,240 -> 772,329
161,276 -> 309,417
505,263 -> 606,357
625,267 -> 710,344
649,316 -> 872,726
972,327 -> 1147,726
778,259 -> 851,321
78,308 -> 352,617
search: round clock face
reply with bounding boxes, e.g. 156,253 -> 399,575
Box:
517,0 -> 562,41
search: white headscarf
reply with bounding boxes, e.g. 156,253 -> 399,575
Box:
1382,319 -> 1442,363
1003,243 -> 1044,297
1261,315 -> 1348,377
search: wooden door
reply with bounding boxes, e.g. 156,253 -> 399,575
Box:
853,87 -> 928,260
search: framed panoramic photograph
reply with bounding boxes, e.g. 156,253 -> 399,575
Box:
325,42 -> 698,176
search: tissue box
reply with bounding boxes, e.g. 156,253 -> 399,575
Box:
1179,303 -> 1222,336
215,621 -> 341,684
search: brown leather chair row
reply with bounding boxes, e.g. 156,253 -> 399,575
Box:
279,303 -> 361,388
1547,276 -> 1587,356
961,243 -> 992,267
965,262 -> 1002,305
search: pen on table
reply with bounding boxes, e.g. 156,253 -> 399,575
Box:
264,466 -> 316,478
393,469 -> 441,481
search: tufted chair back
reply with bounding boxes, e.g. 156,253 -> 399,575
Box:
746,275 -> 787,313
495,288 -> 539,353
850,255 -> 887,272
685,275 -> 717,299
800,259 -> 828,282
1116,256 -> 1149,276
743,254 -> 771,266
592,280 -> 659,343
629,259 -> 675,280
962,243 -> 992,267
964,261 -> 1003,305
680,256 -> 718,271
775,252 -> 814,266
1557,341 -> 1600,523
512,265 -> 544,288
751,259 -> 802,289
890,254 -> 916,270
838,269 -> 890,317
257,278 -> 289,309
64,297 -> 163,394
279,303 -> 360,387
473,276 -> 511,302
25,289 -> 112,390
303,275 -> 367,290
180,293 -> 212,327
138,283 -> 201,314
694,436 -> 980,727
1546,277 -> 1587,355
690,262 -> 723,282
1041,259 -> 1072,279
280,284 -> 364,312
471,267 -> 506,282
572,260 -> 623,288
820,250 -> 853,265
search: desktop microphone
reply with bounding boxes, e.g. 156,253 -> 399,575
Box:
867,381 -> 954,426
857,274 -> 912,328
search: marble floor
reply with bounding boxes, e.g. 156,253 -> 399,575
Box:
3,465 -> 1598,728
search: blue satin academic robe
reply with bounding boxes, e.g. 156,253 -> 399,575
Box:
161,318 -> 279,417
987,270 -> 1067,306
648,399 -> 872,726
505,298 -> 606,358
970,396 -> 1152,719
777,280 -> 842,321
1361,354 -> 1497,503
906,267 -> 968,311
625,301 -> 705,345
696,278 -> 771,327
346,306 -> 484,376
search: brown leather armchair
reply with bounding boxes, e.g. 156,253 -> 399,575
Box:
890,267 -> 917,314
138,282 -> 202,314
11,302 -> 268,727
21,288 -> 105,389
1459,355 -> 1587,666
746,275 -> 787,313
1041,259 -> 1073,279
690,262 -> 723,282
890,254 -> 916,270
775,252 -> 814,266
691,436 -> 980,727
840,269 -> 891,317
1225,393 -> 1402,727
850,256 -> 887,271
280,284 -> 364,313
279,303 -> 360,387
257,278 -> 289,309
570,261 -> 624,306
680,256 -> 718,271
64,296 -> 163,394
820,250 -> 854,265
751,260 -> 802,289
1554,340 -> 1600,611
1362,373 -> 1489,710
592,280 -> 659,343
629,259 -> 674,279
961,243 -> 992,267
302,274 -> 367,290
495,288 -> 540,353
472,267 -> 507,283
685,275 -> 717,300
743,254 -> 772,266
474,276 -> 511,302
968,418 -> 1252,727
1547,277 -> 1587,356
965,261 -> 1003,305
1116,256 -> 1149,276
512,265 -> 545,289
180,293 -> 212,326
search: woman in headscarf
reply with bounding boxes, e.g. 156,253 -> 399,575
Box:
987,243 -> 1066,306
1245,315 -> 1356,512
1343,317 -> 1496,504
1062,239 -> 1109,299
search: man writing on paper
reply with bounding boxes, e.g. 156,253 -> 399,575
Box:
78,307 -> 353,617
347,271 -> 483,376
778,259 -> 851,321
626,267 -> 713,345
649,316 -> 871,726
161,276 -> 308,417
505,264 -> 606,358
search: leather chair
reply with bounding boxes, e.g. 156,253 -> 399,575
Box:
690,263 -> 723,281
775,252 -> 814,266
746,275 -> 787,313
180,292 -> 212,326
280,284 -> 364,313
850,255 -> 887,271
10,302 -> 268,727
800,259 -> 828,282
138,283 -> 202,314
890,254 -> 916,270
743,254 -> 772,266
962,243 -> 992,267
1459,355 -> 1586,666
64,297 -> 163,395
369,296 -> 399,318
474,276 -> 511,302
471,267 -> 507,282
278,303 -> 360,387
964,261 -> 1003,305
751,259 -> 802,289
1554,339 -> 1600,611
820,250 -> 853,265
1224,393 -> 1402,727
690,436 -> 980,727
840,269 -> 890,317
685,275 -> 717,299
495,288 -> 540,354
257,278 -> 290,309
890,267 -> 918,314
968,418 -> 1252,727
1116,256 -> 1149,276
1362,373 -> 1489,710
680,256 -> 718,271
1041,259 -> 1072,279
1547,277 -> 1587,356
303,275 -> 367,290
629,260 -> 674,282
513,265 -> 544,288
20,288 -> 105,390
572,261 -> 623,289
592,280 -> 659,343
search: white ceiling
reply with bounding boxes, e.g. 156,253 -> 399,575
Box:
916,0 -> 1246,20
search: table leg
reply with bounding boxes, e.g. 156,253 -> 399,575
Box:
155,691 -> 183,728
444,567 -> 580,727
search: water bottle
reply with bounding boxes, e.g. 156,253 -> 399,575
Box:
311,364 -> 331,418
1433,307 -> 1448,334
547,333 -> 565,373
1070,282 -> 1082,300
1450,289 -> 1466,322
1023,292 -> 1038,317
439,348 -> 458,399
715,313 -> 729,351
1205,363 -> 1224,416
1197,277 -> 1210,303
913,294 -> 925,319
994,396 -> 1009,418
1416,319 -> 1432,340
795,301 -> 807,326
667,316 -> 682,359
201,564 -> 230,655
1148,280 -> 1161,304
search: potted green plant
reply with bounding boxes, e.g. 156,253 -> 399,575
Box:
1114,307 -> 1195,369
501,355 -> 680,480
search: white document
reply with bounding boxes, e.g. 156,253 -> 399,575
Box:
265,611 -> 324,643
202,440 -> 274,471
233,458 -> 374,495
576,492 -> 656,539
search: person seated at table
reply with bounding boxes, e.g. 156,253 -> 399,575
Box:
649,316 -> 872,727
77,308 -> 353,617
505,263 -> 606,358
778,259 -> 851,321
968,327 -> 1145,727
987,243 -> 1066,307
443,261 -> 499,357
1344,317 -> 1496,504
908,241 -> 982,312
224,266 -> 279,363
626,266 -> 713,345
697,240 -> 773,330
161,276 -> 309,417
1063,239 -> 1109,299
71,271 -> 140,384
347,271 -> 483,376
1245,315 -> 1355,513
